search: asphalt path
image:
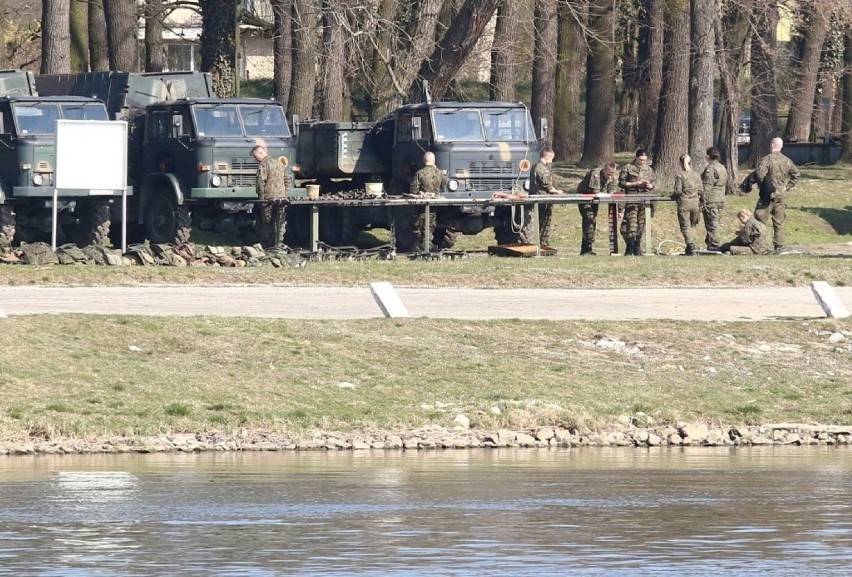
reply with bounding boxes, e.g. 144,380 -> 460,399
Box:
1,285 -> 850,321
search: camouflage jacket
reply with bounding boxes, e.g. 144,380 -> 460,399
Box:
701,160 -> 728,205
576,166 -> 617,195
618,162 -> 655,194
755,151 -> 800,197
531,161 -> 557,195
739,216 -> 772,255
410,165 -> 447,194
256,156 -> 290,200
672,169 -> 702,201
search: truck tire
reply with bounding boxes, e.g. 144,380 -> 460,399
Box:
493,205 -> 535,245
65,199 -> 111,247
320,207 -> 358,247
0,205 -> 14,243
433,228 -> 458,250
393,207 -> 423,253
144,191 -> 191,244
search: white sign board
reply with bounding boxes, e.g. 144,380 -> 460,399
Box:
55,120 -> 127,191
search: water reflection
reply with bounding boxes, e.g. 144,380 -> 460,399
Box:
0,448 -> 849,575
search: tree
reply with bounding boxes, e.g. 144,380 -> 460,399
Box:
841,26 -> 852,162
103,0 -> 139,72
637,0 -> 665,152
70,0 -> 88,72
289,0 -> 319,119
489,0 -> 521,101
531,0 -> 558,146
748,0 -> 780,166
652,0 -> 690,187
553,0 -> 586,160
317,0 -> 348,119
200,0 -> 237,97
88,0 -> 110,71
784,2 -> 830,142
41,0 -> 71,74
270,0 -> 292,110
144,0 -> 166,72
690,0 -> 716,169
579,0 -> 615,167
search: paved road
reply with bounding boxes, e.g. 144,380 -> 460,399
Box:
1,285 -> 849,321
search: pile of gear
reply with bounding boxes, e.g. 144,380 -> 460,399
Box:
0,240 -> 307,268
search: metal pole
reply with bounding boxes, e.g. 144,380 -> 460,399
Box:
234,0 -> 241,97
51,189 -> 58,250
121,187 -> 127,253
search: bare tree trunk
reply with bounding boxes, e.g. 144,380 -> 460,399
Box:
617,1 -> 640,152
103,0 -> 139,72
70,0 -> 88,72
88,0 -> 110,71
200,0 -> 237,96
748,0 -> 779,166
553,0 -> 586,160
532,0 -> 558,146
290,0 -> 318,119
366,0 -> 397,119
690,0 -> 716,171
579,0 -> 615,167
842,28 -> 852,162
318,0 -> 346,120
637,0 -> 665,152
783,2 -> 829,142
144,0 -> 166,72
652,0 -> 690,188
489,0 -> 520,101
41,0 -> 71,74
271,0 -> 292,110
409,0 -> 500,101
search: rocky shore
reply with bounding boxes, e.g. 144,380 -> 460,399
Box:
2,420 -> 851,456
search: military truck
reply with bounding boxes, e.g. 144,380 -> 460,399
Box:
295,101 -> 540,251
36,71 -> 296,244
0,70 -> 123,245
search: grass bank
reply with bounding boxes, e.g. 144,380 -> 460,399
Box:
1,315 -> 850,441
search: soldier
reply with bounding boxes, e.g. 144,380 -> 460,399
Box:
672,153 -> 703,256
700,147 -> 728,251
251,144 -> 290,247
720,208 -> 773,255
575,161 -> 617,255
410,151 -> 448,196
618,148 -> 655,256
530,147 -> 563,246
754,137 -> 800,250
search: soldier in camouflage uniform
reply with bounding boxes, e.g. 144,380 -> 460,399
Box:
251,144 -> 290,247
618,148 -> 655,256
530,147 -> 563,246
720,209 -> 773,255
754,137 -> 800,250
672,153 -> 703,255
575,161 -> 617,255
700,147 -> 728,251
410,151 -> 448,196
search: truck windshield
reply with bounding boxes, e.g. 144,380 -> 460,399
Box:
60,103 -> 109,121
193,104 -> 291,138
13,103 -> 60,135
482,108 -> 536,142
432,110 -> 485,142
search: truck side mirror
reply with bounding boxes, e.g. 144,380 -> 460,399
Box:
539,118 -> 548,141
291,114 -> 299,138
172,115 -> 183,138
412,117 -> 422,141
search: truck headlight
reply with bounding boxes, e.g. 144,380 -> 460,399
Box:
522,178 -> 530,191
32,174 -> 43,185
211,175 -> 222,187
448,179 -> 459,192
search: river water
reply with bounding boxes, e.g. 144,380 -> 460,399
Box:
0,447 -> 849,576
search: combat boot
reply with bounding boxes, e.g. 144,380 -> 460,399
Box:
685,243 -> 695,256
633,240 -> 644,256
624,241 -> 635,256
580,240 -> 596,256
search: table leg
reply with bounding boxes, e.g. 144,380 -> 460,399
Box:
608,203 -> 618,255
310,204 -> 319,253
423,204 -> 431,253
532,202 -> 541,256
644,203 -> 652,256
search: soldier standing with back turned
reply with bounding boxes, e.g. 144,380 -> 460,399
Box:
251,144 -> 290,247
700,147 -> 728,251
754,137 -> 800,250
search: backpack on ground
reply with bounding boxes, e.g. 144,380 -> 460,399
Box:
56,243 -> 90,265
19,242 -> 59,265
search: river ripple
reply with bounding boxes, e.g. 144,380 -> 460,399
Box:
0,447 -> 849,576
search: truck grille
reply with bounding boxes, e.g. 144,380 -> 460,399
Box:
469,161 -> 513,175
231,159 -> 258,170
231,175 -> 256,186
469,178 -> 518,191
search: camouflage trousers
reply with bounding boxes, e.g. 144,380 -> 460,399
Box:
754,198 -> 786,249
676,198 -> 701,247
538,204 -> 553,246
702,202 -> 724,250
578,203 -> 599,244
259,199 -> 286,248
619,203 -> 645,243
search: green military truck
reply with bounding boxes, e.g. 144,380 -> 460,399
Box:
295,101 -> 541,252
36,71 -> 297,244
0,70 -> 123,245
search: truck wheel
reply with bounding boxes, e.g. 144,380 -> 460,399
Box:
433,228 -> 458,250
145,191 -> 191,244
393,207 -> 420,253
493,206 -> 534,244
0,205 -> 14,243
320,207 -> 358,247
65,199 -> 111,247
